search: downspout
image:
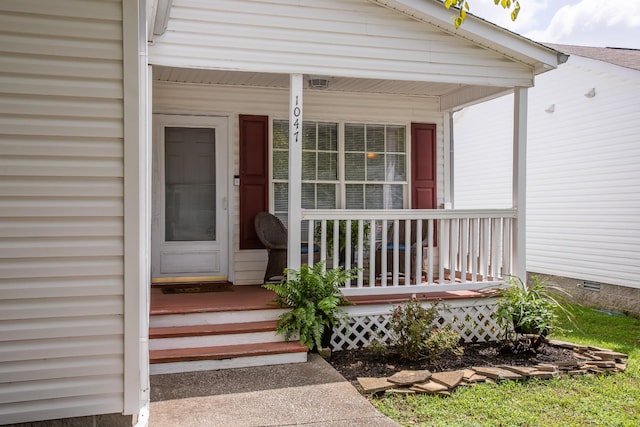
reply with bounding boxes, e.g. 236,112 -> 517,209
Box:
123,0 -> 150,424
444,110 -> 455,209
512,87 -> 528,284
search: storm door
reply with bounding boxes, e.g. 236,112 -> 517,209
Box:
151,115 -> 229,281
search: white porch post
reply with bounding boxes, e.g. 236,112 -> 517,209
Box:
443,110 -> 453,209
512,87 -> 528,284
287,74 -> 303,271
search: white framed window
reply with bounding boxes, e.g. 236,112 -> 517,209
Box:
272,120 -> 407,226
343,123 -> 406,209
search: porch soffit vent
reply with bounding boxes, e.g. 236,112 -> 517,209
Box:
307,76 -> 331,90
582,281 -> 602,292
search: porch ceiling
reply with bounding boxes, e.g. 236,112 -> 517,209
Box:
153,66 -> 467,98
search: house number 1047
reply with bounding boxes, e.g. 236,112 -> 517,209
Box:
292,95 -> 301,143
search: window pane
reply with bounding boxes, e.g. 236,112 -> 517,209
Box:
367,153 -> 385,181
273,120 -> 288,149
345,124 -> 364,151
345,184 -> 364,209
274,183 -> 288,212
302,122 -> 316,150
366,125 -> 384,152
345,153 -> 365,180
386,126 -> 405,152
317,184 -> 337,208
386,184 -> 404,209
387,153 -> 406,181
365,184 -> 383,209
276,213 -> 288,230
302,151 -> 317,180
317,152 -> 338,180
272,150 -> 288,180
318,122 -> 338,151
302,183 -> 315,209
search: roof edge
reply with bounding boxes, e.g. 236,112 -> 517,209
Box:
371,0 -> 565,76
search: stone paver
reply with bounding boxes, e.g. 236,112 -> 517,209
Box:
431,370 -> 465,388
529,370 -> 559,379
471,366 -> 523,380
499,366 -> 538,377
388,369 -> 432,385
592,350 -> 628,360
534,364 -> 558,372
358,377 -> 397,394
411,381 -> 449,393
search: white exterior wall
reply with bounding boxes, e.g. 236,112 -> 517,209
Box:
149,0 -> 533,87
153,81 -> 445,284
453,56 -> 640,289
0,0 -> 131,423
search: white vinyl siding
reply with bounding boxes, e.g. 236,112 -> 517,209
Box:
149,0 -> 532,87
153,81 -> 444,284
453,55 -> 640,289
0,0 -> 126,424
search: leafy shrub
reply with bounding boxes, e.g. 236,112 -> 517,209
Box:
422,328 -> 465,361
367,339 -> 389,358
389,299 -> 463,361
264,262 -> 357,350
495,275 -> 572,350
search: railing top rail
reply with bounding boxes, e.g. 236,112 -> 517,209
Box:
301,209 -> 517,221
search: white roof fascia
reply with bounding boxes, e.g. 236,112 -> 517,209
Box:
371,0 -> 566,77
147,0 -> 172,42
146,0 -> 158,42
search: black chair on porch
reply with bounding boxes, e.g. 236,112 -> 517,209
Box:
254,211 -> 319,283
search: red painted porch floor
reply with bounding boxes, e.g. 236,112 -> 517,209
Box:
150,283 -> 494,315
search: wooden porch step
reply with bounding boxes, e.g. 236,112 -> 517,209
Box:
150,341 -> 308,364
149,320 -> 278,339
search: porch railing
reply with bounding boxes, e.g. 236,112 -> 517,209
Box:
300,209 -> 516,296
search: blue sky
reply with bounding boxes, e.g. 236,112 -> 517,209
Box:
464,0 -> 640,49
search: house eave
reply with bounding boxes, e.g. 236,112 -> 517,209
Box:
371,0 -> 565,78
147,0 -> 172,41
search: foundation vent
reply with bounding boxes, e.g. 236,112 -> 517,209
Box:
582,281 -> 602,292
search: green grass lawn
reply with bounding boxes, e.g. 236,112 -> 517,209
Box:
372,305 -> 640,427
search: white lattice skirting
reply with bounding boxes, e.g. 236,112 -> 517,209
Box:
330,298 -> 504,351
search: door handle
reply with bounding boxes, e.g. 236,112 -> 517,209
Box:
222,196 -> 228,210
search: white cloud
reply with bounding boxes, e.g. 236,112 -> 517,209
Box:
465,0 -> 551,32
524,0 -> 640,48
465,0 -> 640,49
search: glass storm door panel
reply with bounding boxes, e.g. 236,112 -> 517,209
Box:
152,115 -> 228,280
165,127 -> 216,242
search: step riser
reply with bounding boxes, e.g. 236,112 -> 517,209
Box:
150,352 -> 307,375
149,308 -> 287,328
149,331 -> 286,351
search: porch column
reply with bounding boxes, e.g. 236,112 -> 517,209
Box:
443,110 -> 453,209
287,74 -> 303,271
512,87 -> 528,284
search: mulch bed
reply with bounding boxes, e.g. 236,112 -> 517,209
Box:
327,340 -> 578,386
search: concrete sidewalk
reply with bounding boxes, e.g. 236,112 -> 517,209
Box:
149,354 -> 401,427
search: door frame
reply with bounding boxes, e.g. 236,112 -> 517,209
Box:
151,113 -> 234,283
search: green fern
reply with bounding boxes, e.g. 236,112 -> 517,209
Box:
264,262 -> 357,350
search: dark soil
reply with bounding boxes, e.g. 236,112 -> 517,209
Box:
328,340 -> 578,386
